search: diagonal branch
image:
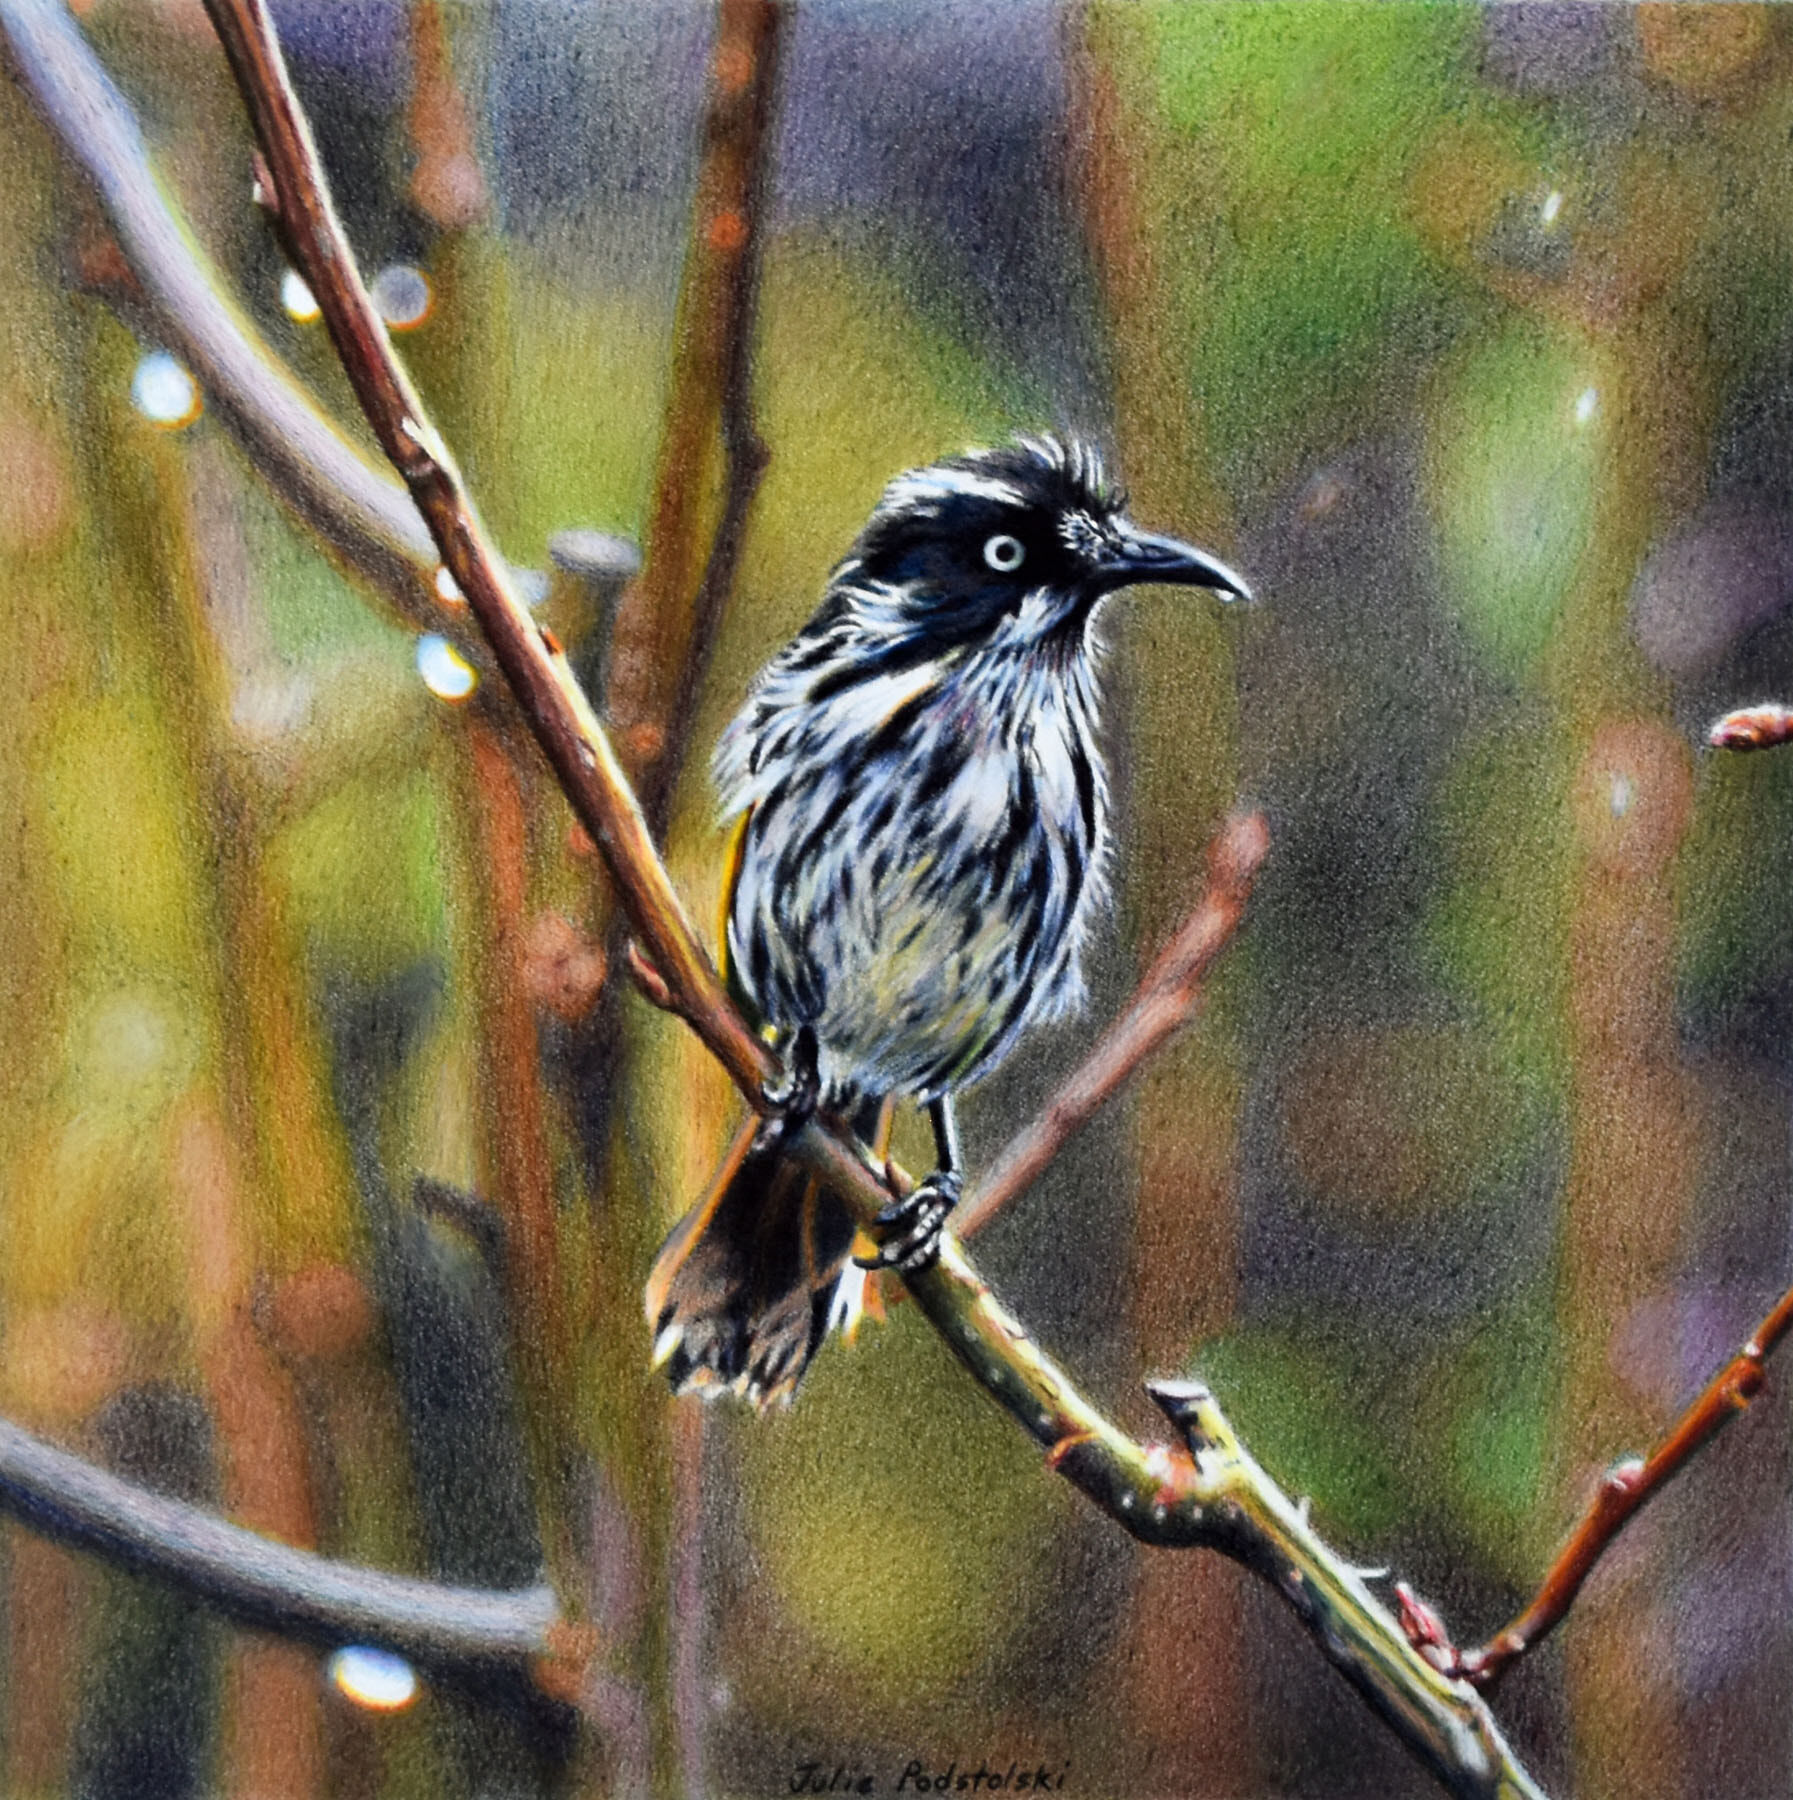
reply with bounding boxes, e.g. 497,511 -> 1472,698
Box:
0,0 -> 434,617
192,3 -> 1545,1793
0,1411 -> 565,1672
956,808 -> 1268,1241
1407,1277 -> 1793,1691
196,0 -> 768,1100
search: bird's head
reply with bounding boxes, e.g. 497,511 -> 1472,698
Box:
837,435 -> 1250,651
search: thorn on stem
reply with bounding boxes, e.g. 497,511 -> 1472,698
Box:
250,150 -> 279,214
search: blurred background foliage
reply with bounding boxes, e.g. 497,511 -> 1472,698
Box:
4,2 -> 1793,1796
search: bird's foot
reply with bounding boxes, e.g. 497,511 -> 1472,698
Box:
856,1169 -> 961,1274
755,1026 -> 820,1152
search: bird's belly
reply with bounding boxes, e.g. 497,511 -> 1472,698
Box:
729,734 -> 1093,1101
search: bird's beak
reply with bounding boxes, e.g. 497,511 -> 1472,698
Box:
1100,528 -> 1252,602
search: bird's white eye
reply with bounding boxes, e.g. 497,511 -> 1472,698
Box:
983,533 -> 1026,573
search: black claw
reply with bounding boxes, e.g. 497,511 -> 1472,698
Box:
856,1169 -> 961,1273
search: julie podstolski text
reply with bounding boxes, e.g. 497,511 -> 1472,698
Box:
787,1757 -> 1073,1793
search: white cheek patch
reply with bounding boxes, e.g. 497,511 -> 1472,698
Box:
994,585 -> 1070,646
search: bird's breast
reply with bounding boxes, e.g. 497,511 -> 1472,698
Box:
727,644 -> 1109,1100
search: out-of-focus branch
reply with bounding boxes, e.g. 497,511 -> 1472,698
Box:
197,0 -> 769,1098
608,0 -> 783,829
198,6 -> 1545,1793
1402,1278 -> 1793,1692
0,0 -> 436,617
955,809 -> 1268,1241
1708,703 -> 1793,751
0,1411 -> 563,1670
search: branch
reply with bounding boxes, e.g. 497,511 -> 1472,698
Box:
1708,703 -> 1793,751
196,5 -> 1545,1793
196,0 -> 769,1100
0,0 -> 438,618
956,808 -> 1269,1240
1403,1278 -> 1793,1691
608,0 -> 782,827
0,1411 -> 565,1671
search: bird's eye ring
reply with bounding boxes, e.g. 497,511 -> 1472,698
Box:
983,533 -> 1026,573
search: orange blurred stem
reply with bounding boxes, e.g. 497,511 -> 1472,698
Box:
1422,1279 -> 1793,1690
610,0 -> 784,830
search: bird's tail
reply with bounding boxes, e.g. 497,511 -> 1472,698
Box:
645,1099 -> 888,1408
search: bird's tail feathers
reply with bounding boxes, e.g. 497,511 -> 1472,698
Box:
646,1101 -> 887,1409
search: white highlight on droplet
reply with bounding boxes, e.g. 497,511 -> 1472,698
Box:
1609,771 -> 1634,819
281,269 -> 320,322
131,352 -> 201,428
372,263 -> 431,329
328,1645 -> 418,1712
1574,387 -> 1599,427
1540,189 -> 1564,227
434,565 -> 463,604
416,633 -> 477,700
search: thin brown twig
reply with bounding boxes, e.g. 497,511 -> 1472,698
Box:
956,809 -> 1269,1240
1407,1278 -> 1793,1690
196,7 -> 1544,1792
0,0 -> 433,612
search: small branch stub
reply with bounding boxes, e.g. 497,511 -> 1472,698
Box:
1708,703 -> 1793,751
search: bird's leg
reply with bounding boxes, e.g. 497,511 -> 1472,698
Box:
755,1025 -> 820,1152
857,1094 -> 961,1274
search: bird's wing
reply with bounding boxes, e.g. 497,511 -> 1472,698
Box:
717,804 -> 758,1023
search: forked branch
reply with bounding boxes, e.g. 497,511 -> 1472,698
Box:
1401,1278 -> 1793,1691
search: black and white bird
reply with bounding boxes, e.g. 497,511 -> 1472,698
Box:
647,435 -> 1247,1405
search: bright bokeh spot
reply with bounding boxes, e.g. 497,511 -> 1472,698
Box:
130,352 -> 201,429
416,633 -> 477,701
327,1646 -> 418,1712
281,268 -> 320,322
372,263 -> 432,330
1429,324 -> 1605,676
1539,188 -> 1564,226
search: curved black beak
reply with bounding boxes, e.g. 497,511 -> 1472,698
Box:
1099,528 -> 1252,602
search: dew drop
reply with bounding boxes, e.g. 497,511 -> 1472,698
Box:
417,633 -> 477,701
281,269 -> 320,322
372,263 -> 432,330
131,352 -> 201,429
1574,386 -> 1599,427
328,1645 -> 418,1711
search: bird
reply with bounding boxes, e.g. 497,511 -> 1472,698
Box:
645,435 -> 1248,1406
